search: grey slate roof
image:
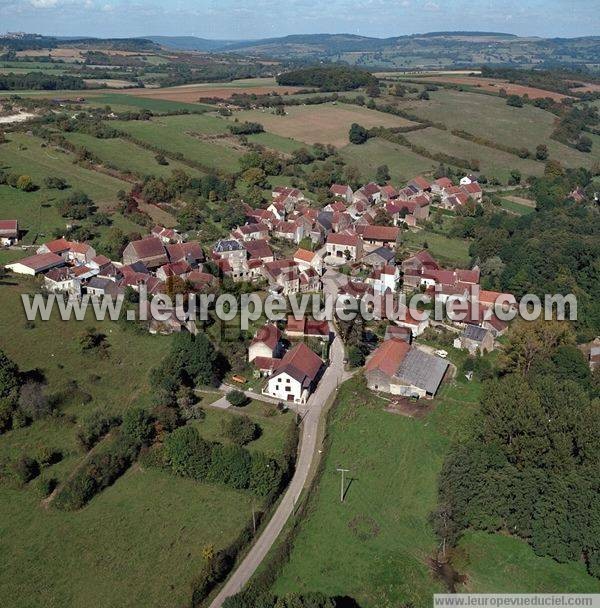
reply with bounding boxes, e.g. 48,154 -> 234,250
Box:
370,246 -> 395,262
214,239 -> 244,252
395,348 -> 448,395
464,324 -> 488,342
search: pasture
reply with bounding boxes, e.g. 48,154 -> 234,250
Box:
0,278 -> 290,608
112,114 -> 243,172
341,137 -> 437,183
232,103 -> 419,147
404,127 -> 543,182
64,132 -> 204,178
404,89 -> 600,169
409,75 -> 571,101
272,374 -> 600,606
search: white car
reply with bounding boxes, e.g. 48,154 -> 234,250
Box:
435,349 -> 448,359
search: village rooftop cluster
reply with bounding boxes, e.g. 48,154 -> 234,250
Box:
0,172 -> 561,404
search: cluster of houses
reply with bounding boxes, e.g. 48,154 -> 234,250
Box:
0,172 -> 509,404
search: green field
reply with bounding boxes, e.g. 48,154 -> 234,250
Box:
341,137 -> 437,183
401,228 -> 472,267
87,92 -> 215,113
0,132 -> 142,242
405,127 -> 544,182
247,132 -> 309,154
499,197 -> 536,215
0,467 -> 256,608
456,532 -> 600,593
113,114 -> 242,172
0,277 -> 291,608
272,369 -> 600,606
272,376 -> 479,607
64,132 -> 203,178
404,89 -> 600,168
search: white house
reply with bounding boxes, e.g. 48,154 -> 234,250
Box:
293,248 -> 323,275
0,220 -> 18,246
264,342 -> 323,405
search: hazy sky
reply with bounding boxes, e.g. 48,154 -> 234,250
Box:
1,0 -> 597,39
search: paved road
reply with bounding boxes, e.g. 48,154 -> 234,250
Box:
209,321 -> 347,607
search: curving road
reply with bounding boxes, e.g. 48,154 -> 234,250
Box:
209,312 -> 347,607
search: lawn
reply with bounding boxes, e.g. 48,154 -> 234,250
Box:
401,228 -> 472,268
231,103 -> 419,147
0,466 -> 256,608
271,375 -> 478,607
499,197 -> 536,215
341,137 -> 437,183
63,132 -> 204,178
113,114 -> 242,172
404,89 -> 600,169
192,400 -> 294,459
404,127 -> 544,182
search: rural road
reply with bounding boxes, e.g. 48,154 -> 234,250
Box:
209,310 -> 348,606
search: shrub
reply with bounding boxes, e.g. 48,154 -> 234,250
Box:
223,415 -> 260,446
226,390 -> 249,408
36,475 -> 58,498
76,409 -> 120,451
53,434 -> 138,511
12,456 -> 40,484
208,444 -> 251,489
121,407 -> 154,448
164,425 -> 213,479
249,452 -> 283,497
17,381 -> 51,422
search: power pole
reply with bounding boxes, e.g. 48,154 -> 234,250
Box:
336,467 -> 349,502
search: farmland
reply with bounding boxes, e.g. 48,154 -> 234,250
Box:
403,88 -> 600,168
404,127 -> 544,182
0,132 -> 142,242
232,103 -> 419,147
341,137 -> 437,182
64,132 -> 204,178
407,75 -> 572,101
112,114 -> 243,172
113,78 -> 301,102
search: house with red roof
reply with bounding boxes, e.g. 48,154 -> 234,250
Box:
245,239 -> 274,263
285,316 -> 330,341
6,252 -> 65,276
329,184 -> 353,203
249,323 -> 283,362
232,223 -> 269,242
37,239 -> 96,264
122,236 -> 168,269
151,225 -> 183,244
264,342 -> 324,404
365,339 -> 448,398
0,220 -> 18,245
325,232 -> 363,261
361,225 -> 400,248
408,176 -> 431,192
293,248 -> 323,274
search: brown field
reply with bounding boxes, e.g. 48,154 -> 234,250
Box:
416,75 -> 571,101
570,82 -> 600,93
113,83 -> 301,103
232,103 -> 418,147
16,47 -> 84,61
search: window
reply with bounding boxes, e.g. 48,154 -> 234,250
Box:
285,386 -> 291,392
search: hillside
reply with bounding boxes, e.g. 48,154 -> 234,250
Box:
147,32 -> 600,70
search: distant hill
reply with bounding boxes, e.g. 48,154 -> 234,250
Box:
145,32 -> 600,70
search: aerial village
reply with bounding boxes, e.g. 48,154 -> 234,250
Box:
1,173 -> 516,406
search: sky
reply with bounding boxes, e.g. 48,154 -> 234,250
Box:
0,0 -> 598,40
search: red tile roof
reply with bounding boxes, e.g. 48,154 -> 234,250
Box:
434,177 -> 453,189
245,239 -> 273,260
409,176 -> 431,191
252,323 -> 281,350
12,252 -> 64,272
0,220 -> 17,235
330,184 -> 350,196
131,236 -> 166,259
293,248 -> 316,263
274,342 -> 323,384
362,225 -> 400,242
327,232 -> 360,247
43,238 -> 71,253
365,339 -> 410,377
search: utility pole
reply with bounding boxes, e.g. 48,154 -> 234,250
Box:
336,467 -> 349,502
